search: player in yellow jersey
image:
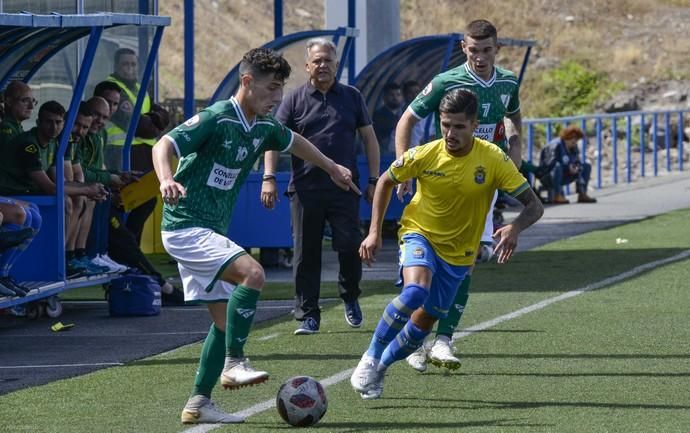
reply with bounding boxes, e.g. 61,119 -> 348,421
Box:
350,89 -> 543,399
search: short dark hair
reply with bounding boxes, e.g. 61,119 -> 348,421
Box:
38,100 -> 66,120
94,80 -> 122,97
239,48 -> 291,82
382,82 -> 401,94
439,89 -> 478,119
466,19 -> 498,41
114,47 -> 136,65
77,101 -> 94,118
402,80 -> 420,92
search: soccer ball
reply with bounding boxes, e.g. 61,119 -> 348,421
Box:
276,376 -> 328,427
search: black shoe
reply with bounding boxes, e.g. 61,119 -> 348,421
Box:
0,227 -> 34,252
161,287 -> 186,306
344,300 -> 363,328
0,277 -> 28,297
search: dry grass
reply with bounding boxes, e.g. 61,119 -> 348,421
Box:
158,0 -> 690,109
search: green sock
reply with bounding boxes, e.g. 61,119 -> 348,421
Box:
226,285 -> 261,358
436,275 -> 471,338
192,324 -> 225,398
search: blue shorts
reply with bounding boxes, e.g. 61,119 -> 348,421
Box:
397,233 -> 470,318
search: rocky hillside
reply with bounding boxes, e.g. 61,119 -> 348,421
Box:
157,0 -> 690,115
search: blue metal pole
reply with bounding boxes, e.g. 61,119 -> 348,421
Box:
640,114 -> 646,178
347,0 -> 356,85
56,26 -> 103,280
580,118 -> 587,160
626,115 -> 632,183
122,25 -> 165,171
679,112 -> 684,172
612,117 -> 618,184
652,113 -> 658,177
274,0 -> 283,39
595,117 -> 602,189
518,46 -> 531,84
664,112 -> 671,172
184,0 -> 195,118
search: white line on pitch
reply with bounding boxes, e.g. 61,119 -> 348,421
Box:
180,249 -> 690,433
257,333 -> 280,341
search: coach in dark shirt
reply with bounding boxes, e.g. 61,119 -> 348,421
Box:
262,38 -> 380,335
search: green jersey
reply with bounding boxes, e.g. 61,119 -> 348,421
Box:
409,63 -> 520,150
0,117 -> 24,146
0,127 -> 57,194
81,129 -> 111,185
162,96 -> 294,234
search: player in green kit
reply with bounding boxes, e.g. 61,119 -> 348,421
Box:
395,19 -> 524,372
152,48 -> 359,425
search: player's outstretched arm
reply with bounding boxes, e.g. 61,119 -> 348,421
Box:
493,187 -> 543,264
505,111 -> 523,169
360,174 -> 395,266
289,133 -> 361,195
152,136 -> 187,205
394,110 -> 419,201
261,150 -> 280,209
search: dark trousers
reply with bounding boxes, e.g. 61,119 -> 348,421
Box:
85,197 -> 111,257
290,189 -> 362,323
107,201 -> 164,286
125,144 -> 156,244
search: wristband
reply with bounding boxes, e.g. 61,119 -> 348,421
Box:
262,174 -> 276,182
368,177 -> 378,185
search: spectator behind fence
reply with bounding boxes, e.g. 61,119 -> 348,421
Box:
538,125 -> 597,204
105,48 -> 170,244
0,198 -> 41,297
372,82 -> 403,155
262,38 -> 380,336
0,81 -> 35,146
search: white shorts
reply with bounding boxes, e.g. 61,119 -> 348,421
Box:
480,190 -> 499,244
161,227 -> 244,303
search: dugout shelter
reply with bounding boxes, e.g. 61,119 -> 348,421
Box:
0,12 -> 169,315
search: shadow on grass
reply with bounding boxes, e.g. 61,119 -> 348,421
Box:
424,248 -> 688,293
376,396 -> 690,411
133,352 -> 360,366
254,417 -> 550,431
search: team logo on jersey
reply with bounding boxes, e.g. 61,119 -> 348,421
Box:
474,166 -> 486,184
24,144 -> 38,154
252,137 -> 264,150
408,147 -> 418,161
422,82 -> 432,96
412,247 -> 425,259
183,114 -> 200,128
500,94 -> 511,108
392,157 -> 404,168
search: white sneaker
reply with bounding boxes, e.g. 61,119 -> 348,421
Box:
350,354 -> 381,394
428,336 -> 462,370
406,346 -> 428,372
91,255 -> 120,273
181,395 -> 244,424
220,357 -> 269,390
359,372 -> 385,400
97,254 -> 128,272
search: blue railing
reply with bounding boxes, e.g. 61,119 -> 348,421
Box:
524,109 -> 687,189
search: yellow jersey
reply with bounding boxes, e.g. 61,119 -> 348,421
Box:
388,137 -> 528,266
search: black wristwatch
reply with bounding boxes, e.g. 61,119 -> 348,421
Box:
368,177 -> 378,185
